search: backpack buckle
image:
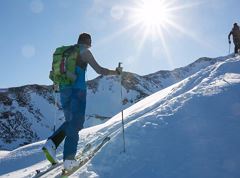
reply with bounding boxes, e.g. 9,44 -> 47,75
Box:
60,57 -> 67,74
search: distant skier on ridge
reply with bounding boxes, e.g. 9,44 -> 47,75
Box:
42,33 -> 122,171
228,23 -> 240,55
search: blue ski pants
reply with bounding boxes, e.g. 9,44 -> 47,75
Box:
49,87 -> 86,160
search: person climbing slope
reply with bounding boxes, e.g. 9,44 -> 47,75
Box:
228,23 -> 240,55
43,33 -> 122,171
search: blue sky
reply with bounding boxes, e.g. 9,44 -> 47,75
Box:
0,0 -> 239,88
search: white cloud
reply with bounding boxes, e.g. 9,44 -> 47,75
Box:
30,0 -> 44,14
21,45 -> 36,58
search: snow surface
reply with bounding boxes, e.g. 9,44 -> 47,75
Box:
0,55 -> 229,150
0,55 -> 240,178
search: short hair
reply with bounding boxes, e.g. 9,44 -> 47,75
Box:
77,33 -> 91,46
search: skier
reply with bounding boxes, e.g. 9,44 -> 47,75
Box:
228,23 -> 240,55
42,33 -> 122,171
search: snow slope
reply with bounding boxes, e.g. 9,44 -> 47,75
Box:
0,55 -> 229,150
0,55 -> 240,178
74,56 -> 240,178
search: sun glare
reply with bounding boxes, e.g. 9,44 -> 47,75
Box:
117,0 -> 202,68
134,0 -> 169,28
127,0 -> 179,52
99,0 -> 201,67
127,0 -> 203,45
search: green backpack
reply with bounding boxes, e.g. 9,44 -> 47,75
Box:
49,44 -> 80,85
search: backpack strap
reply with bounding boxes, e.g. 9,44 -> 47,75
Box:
62,45 -> 78,57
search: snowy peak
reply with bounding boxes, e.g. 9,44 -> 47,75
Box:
144,56 -> 229,89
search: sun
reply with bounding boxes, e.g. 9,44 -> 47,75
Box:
132,0 -> 170,29
126,0 -> 183,57
115,0 -> 201,67
127,0 -> 203,44
99,0 -> 201,66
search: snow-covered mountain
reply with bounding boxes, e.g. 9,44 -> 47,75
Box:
0,55 -> 240,178
0,55 -> 231,150
0,85 -> 55,150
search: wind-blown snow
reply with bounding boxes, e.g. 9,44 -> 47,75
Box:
0,56 -> 240,178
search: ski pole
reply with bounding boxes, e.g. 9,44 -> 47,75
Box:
53,84 -> 58,132
118,62 -> 126,153
229,43 -> 231,55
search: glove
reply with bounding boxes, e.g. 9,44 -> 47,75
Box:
116,66 -> 123,75
229,40 -> 231,44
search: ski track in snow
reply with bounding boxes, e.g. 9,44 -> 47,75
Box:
0,55 -> 240,178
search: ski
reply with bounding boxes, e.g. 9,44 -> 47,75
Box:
57,136 -> 110,178
33,143 -> 92,178
33,162 -> 62,178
